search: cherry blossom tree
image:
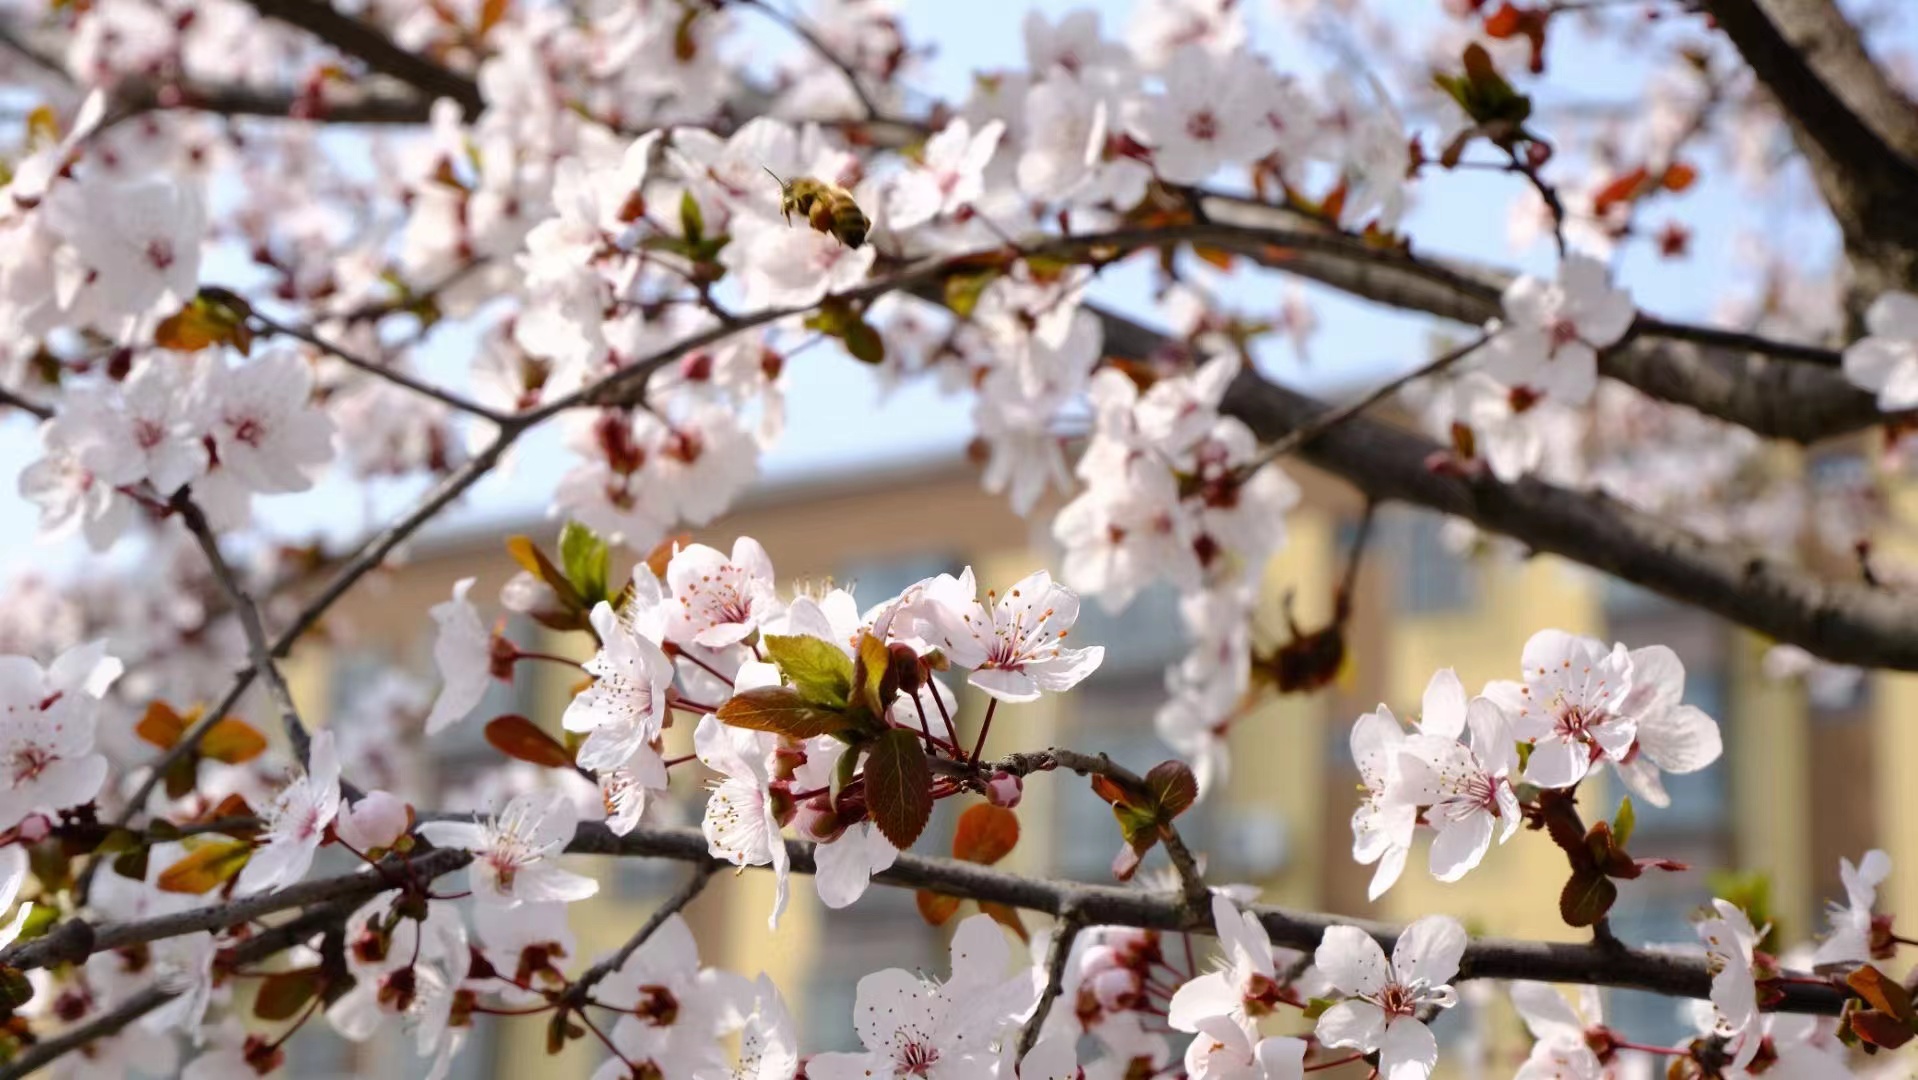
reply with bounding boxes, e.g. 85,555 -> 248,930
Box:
1,0 -> 1917,1078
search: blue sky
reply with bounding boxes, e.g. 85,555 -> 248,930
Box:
0,0 -> 1898,575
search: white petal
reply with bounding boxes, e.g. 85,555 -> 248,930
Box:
1315,999 -> 1387,1051
1418,669 -> 1467,739
1393,915 -> 1466,988
1314,925 -> 1390,997
1380,1017 -> 1440,1080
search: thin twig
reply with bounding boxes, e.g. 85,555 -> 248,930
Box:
563,864 -> 718,1008
1018,905 -> 1084,1057
1243,329 -> 1494,474
173,492 -> 315,766
735,0 -> 882,120
3,847 -> 472,972
0,383 -> 53,421
243,304 -> 509,422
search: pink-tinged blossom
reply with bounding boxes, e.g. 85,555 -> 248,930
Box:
1842,291 -> 1918,410
667,537 -> 782,650
44,174 -> 205,325
1183,1018 -> 1306,1080
1509,982 -> 1608,1080
418,789 -> 598,906
1611,645 -> 1722,807
807,915 -> 1040,1080
591,912 -> 757,1079
923,568 -> 1105,703
1350,706 -> 1415,901
1478,255 -> 1635,407
0,640 -> 122,831
888,118 -> 1005,230
1168,894 -> 1279,1034
1697,899 -> 1763,1071
1128,46 -> 1279,186
1813,849 -> 1891,968
565,601 -> 674,772
235,730 -> 343,895
334,790 -> 412,854
1488,630 -> 1636,790
695,701 -> 790,929
1390,669 -> 1522,883
424,578 -> 496,736
199,351 -> 337,519
1314,917 -> 1466,1080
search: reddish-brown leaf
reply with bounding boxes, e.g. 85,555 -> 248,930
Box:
157,836 -> 252,895
1145,761 -> 1198,821
916,890 -> 961,927
1850,1008 -> 1916,1050
254,968 -> 321,1021
199,718 -> 268,765
716,687 -> 856,739
484,715 -> 575,769
1661,161 -> 1699,193
1559,867 -> 1618,927
1591,167 -> 1650,216
1849,965 -> 1918,1025
643,533 -> 691,581
979,901 -> 1030,943
952,804 -> 1019,866
136,701 -> 192,750
864,729 -> 933,850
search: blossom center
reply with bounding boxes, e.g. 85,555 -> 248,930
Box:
9,743 -> 55,784
145,238 -> 175,271
893,1036 -> 940,1076
1185,110 -> 1220,142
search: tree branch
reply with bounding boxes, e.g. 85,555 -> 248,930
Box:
0,898 -> 363,1080
1702,0 -> 1918,304
1018,905 -> 1084,1058
238,300 -> 509,423
237,0 -> 483,118
173,492 -> 316,766
2,847 -> 472,973
561,863 -> 717,1009
1090,305 -> 1918,670
563,822 -> 1849,1015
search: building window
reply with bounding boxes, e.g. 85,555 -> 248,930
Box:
1393,512 -> 1477,614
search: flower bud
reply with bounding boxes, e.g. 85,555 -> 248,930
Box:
336,790 -> 413,853
887,643 -> 923,696
984,771 -> 1022,808
793,797 -> 849,844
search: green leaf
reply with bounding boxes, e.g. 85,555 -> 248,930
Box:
506,535 -> 587,614
1145,761 -> 1198,822
15,904 -> 56,942
717,686 -> 856,739
1559,867 -> 1618,928
844,320 -> 885,365
1612,795 -> 1636,850
762,634 -> 855,708
864,729 -> 933,849
679,188 -> 704,244
112,846 -> 151,882
559,521 -> 611,607
1300,997 -> 1336,1020
254,968 -> 322,1021
943,269 -> 999,319
850,632 -> 891,718
0,964 -> 32,1010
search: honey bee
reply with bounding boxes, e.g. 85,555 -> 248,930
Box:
765,167 -> 869,249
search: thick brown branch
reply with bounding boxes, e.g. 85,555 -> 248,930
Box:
2,848 -> 472,973
238,0 -> 483,117
1703,0 -> 1918,304
0,898 -> 363,1080
1092,306 -> 1918,669
565,823 -> 1849,1015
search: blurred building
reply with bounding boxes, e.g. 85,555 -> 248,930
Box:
282,451 -> 1884,1077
